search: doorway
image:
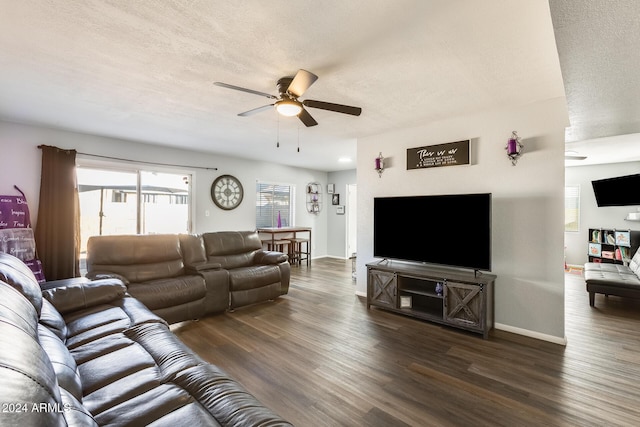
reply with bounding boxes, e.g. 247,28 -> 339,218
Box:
347,184 -> 357,278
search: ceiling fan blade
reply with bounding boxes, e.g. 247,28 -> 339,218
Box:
303,99 -> 362,116
287,69 -> 318,98
214,82 -> 277,99
238,104 -> 274,116
564,150 -> 587,160
298,107 -> 318,127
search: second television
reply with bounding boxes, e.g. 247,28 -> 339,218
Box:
373,193 -> 492,271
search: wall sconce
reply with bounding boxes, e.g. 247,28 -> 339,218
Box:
505,131 -> 523,166
374,152 -> 384,177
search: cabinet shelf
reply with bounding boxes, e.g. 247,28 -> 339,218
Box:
367,261 -> 495,338
305,182 -> 322,214
400,288 -> 443,299
587,228 -> 640,265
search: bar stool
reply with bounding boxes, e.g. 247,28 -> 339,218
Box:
265,239 -> 291,257
288,238 -> 310,266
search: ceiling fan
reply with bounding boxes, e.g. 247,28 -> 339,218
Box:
565,150 -> 587,160
214,69 -> 362,127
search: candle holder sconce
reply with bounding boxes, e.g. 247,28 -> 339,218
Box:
375,152 -> 384,177
505,131 -> 524,166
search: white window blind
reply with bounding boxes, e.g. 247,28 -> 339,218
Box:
565,185 -> 580,232
256,182 -> 294,228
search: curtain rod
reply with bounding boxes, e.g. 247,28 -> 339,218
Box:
38,145 -> 218,170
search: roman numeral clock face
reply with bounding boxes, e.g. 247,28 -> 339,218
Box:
211,174 -> 244,210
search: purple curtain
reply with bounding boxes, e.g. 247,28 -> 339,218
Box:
34,145 -> 80,280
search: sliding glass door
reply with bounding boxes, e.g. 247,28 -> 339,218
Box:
76,166 -> 191,271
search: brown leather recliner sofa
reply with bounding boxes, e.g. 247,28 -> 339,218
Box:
86,231 -> 290,324
0,252 -> 292,426
201,231 -> 291,309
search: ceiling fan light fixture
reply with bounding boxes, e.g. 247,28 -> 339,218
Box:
275,99 -> 302,117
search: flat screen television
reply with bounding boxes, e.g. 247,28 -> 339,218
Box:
373,193 -> 492,271
592,173 -> 640,207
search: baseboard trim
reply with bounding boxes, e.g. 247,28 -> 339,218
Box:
355,290 -> 366,297
495,322 -> 567,346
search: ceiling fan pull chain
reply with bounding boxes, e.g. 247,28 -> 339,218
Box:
276,115 -> 280,148
297,126 -> 300,153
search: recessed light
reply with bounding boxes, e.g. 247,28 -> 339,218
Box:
338,157 -> 352,163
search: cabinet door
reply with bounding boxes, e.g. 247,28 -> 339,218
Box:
368,269 -> 397,308
444,281 -> 483,329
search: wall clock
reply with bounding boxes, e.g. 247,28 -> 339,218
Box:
211,174 -> 244,210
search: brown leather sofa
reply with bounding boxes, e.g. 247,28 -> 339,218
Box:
86,231 -> 290,323
0,252 -> 292,426
201,231 -> 291,309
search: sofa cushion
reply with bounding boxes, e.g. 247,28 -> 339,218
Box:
0,303 -> 65,426
0,252 -> 42,315
180,233 -> 208,266
91,383 -> 211,426
583,262 -> 636,275
127,275 -> 206,310
62,297 -> 166,352
43,278 -> 127,315
628,249 -> 640,276
584,269 -> 640,289
174,364 -> 294,426
0,280 -> 39,336
40,298 -> 69,341
59,388 -> 99,427
87,234 -> 186,282
38,324 -> 83,402
202,231 -> 263,269
228,265 -> 281,291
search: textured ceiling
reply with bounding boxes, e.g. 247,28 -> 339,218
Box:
1,1 -> 567,171
550,0 -> 640,166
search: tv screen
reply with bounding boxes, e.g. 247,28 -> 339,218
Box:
373,193 -> 492,271
592,173 -> 640,207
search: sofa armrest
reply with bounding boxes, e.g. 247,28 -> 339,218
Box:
85,271 -> 130,286
255,250 -> 288,265
42,279 -> 127,315
185,261 -> 223,272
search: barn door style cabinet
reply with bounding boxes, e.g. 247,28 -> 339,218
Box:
367,261 -> 496,338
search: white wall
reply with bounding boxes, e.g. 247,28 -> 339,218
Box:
0,121 -> 329,257
565,161 -> 640,266
326,169 -> 357,258
356,98 -> 568,342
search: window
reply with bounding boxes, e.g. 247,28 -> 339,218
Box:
256,182 -> 294,228
565,185 -> 580,232
77,166 -> 192,250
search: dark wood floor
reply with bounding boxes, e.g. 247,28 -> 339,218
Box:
172,259 -> 640,426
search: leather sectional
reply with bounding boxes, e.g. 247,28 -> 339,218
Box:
584,248 -> 640,306
0,252 -> 292,426
86,230 -> 290,324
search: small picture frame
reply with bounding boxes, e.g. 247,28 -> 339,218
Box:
332,194 -> 340,205
400,296 -> 412,308
336,205 -> 345,215
327,184 -> 335,194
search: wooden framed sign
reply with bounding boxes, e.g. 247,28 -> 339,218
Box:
407,140 -> 470,170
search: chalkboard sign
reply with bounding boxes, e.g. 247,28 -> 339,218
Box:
407,140 -> 470,170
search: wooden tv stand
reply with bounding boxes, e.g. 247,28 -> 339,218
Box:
366,260 -> 496,338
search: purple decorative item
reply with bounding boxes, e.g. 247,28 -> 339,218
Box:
505,131 -> 523,166
0,186 -> 46,283
0,186 -> 31,229
435,282 -> 443,296
277,211 -> 282,228
0,228 -> 36,261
